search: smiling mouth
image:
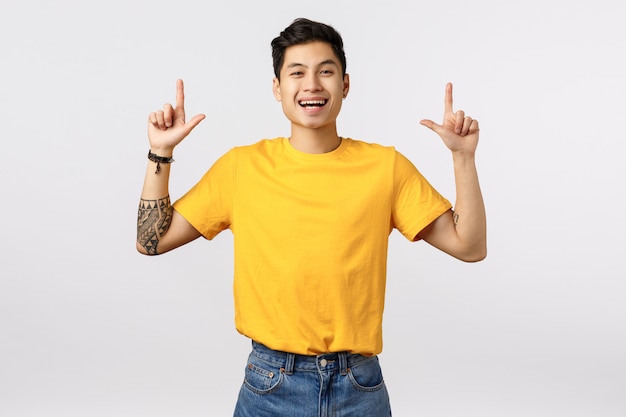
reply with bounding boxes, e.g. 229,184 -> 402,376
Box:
299,99 -> 327,109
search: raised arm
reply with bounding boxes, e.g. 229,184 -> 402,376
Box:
418,83 -> 487,262
136,79 -> 205,255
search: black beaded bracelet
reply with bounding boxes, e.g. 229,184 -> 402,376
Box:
147,150 -> 174,174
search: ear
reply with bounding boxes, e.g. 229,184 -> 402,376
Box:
272,77 -> 281,102
342,73 -> 350,99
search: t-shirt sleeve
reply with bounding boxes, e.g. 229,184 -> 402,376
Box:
391,150 -> 452,241
172,150 -> 235,240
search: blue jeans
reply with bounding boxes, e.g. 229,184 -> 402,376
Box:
234,341 -> 392,417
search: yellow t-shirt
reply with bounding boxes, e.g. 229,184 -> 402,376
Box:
173,137 -> 451,356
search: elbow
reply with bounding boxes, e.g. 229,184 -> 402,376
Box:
457,244 -> 487,263
136,241 -> 149,255
461,251 -> 487,263
136,241 -> 160,256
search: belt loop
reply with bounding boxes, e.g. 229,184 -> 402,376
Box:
284,352 -> 295,375
338,352 -> 348,376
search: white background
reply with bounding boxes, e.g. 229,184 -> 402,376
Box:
1,0 -> 625,416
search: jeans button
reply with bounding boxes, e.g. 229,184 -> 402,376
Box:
320,359 -> 328,367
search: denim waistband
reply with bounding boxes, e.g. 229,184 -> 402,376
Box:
251,341 -> 372,376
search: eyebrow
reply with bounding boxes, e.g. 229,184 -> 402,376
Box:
286,59 -> 339,70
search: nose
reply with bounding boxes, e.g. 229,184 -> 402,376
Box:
303,73 -> 322,92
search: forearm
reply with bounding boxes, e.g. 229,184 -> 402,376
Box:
136,79 -> 205,255
136,151 -> 174,255
451,152 -> 487,259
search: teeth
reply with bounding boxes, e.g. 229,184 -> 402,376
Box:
299,100 -> 326,106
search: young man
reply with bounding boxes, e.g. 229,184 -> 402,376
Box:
137,18 -> 485,417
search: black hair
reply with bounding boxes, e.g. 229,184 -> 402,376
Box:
271,18 -> 347,80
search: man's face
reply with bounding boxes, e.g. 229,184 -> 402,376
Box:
273,41 -> 350,133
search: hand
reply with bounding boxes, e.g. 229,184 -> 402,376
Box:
147,79 -> 205,155
420,83 -> 479,155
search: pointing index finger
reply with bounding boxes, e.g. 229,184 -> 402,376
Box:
444,82 -> 453,114
176,79 -> 185,110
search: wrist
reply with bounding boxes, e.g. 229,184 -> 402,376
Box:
451,150 -> 476,162
147,150 -> 175,174
148,147 -> 174,158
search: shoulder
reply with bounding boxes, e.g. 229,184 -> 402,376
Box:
343,137 -> 391,150
342,137 -> 398,159
233,137 -> 284,152
228,137 -> 285,159
343,139 -> 413,173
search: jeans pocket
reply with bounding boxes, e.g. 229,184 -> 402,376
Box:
347,356 -> 386,392
243,358 -> 284,395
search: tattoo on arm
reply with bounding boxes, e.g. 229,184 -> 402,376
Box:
137,195 -> 174,255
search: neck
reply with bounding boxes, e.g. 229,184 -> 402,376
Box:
289,124 -> 341,154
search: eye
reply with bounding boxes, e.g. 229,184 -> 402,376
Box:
320,69 -> 333,75
290,71 -> 304,77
